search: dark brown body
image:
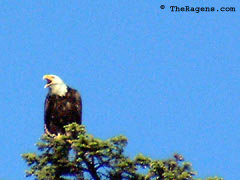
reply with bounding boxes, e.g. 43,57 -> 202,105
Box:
44,87 -> 82,135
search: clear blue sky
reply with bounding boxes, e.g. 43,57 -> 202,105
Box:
0,1 -> 239,179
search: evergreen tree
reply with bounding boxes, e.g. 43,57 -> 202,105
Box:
22,123 -> 223,180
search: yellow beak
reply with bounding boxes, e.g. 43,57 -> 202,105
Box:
43,75 -> 54,88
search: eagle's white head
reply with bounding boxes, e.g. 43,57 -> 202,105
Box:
43,74 -> 68,96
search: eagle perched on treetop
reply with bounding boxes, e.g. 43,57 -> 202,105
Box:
43,74 -> 82,136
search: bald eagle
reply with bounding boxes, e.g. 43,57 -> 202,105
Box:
43,74 -> 82,135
